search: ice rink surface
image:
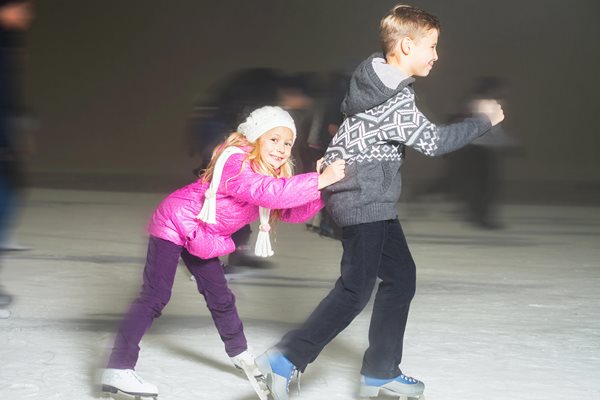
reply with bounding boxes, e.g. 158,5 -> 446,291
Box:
1,188 -> 599,400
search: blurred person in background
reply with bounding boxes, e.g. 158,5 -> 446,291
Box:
446,77 -> 516,229
0,0 -> 33,311
420,77 -> 516,229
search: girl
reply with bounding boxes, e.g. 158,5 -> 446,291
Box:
100,106 -> 345,398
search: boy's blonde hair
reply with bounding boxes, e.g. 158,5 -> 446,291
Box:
200,131 -> 295,221
379,4 -> 441,55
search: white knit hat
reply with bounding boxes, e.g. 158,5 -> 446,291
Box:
237,106 -> 296,143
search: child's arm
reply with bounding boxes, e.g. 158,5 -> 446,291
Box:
278,198 -> 325,223
382,90 -> 503,156
411,116 -> 492,156
277,159 -> 342,222
224,157 -> 322,209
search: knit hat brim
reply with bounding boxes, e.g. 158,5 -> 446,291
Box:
237,106 -> 296,143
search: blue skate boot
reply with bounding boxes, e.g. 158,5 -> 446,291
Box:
359,373 -> 425,399
255,349 -> 296,400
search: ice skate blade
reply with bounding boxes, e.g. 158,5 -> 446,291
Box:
357,396 -> 424,400
358,385 -> 425,400
101,385 -> 158,400
236,362 -> 271,400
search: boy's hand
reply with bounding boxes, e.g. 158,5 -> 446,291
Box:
318,159 -> 346,189
471,99 -> 505,126
0,2 -> 33,31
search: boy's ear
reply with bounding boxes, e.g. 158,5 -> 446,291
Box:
399,37 -> 413,55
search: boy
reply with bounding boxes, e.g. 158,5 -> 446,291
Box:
256,4 -> 504,400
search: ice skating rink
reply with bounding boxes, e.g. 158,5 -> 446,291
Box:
0,188 -> 598,400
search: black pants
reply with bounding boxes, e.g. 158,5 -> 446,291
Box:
452,145 -> 499,225
278,218 -> 416,378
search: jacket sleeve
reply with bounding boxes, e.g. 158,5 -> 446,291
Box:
221,155 -> 322,209
279,198 -> 324,223
379,90 -> 493,156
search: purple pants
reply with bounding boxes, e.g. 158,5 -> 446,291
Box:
107,236 -> 247,369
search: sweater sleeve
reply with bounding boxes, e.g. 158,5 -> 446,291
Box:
279,198 -> 324,223
222,155 -> 321,209
379,90 -> 493,156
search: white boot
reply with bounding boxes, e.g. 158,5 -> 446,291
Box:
230,350 -> 262,377
231,350 -> 270,400
101,368 -> 158,397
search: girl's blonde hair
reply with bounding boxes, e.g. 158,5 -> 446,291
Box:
200,130 -> 295,222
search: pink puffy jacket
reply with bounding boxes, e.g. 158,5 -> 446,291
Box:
148,151 -> 324,259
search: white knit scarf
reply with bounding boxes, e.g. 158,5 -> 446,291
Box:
196,146 -> 274,257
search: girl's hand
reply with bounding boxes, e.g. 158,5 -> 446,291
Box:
318,159 -> 346,189
316,158 -> 324,174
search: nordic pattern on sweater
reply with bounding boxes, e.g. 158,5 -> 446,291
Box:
323,87 -> 440,166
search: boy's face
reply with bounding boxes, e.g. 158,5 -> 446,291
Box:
407,28 -> 439,77
258,127 -> 293,169
390,28 -> 439,77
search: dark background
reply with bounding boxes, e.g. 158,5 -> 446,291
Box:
20,0 -> 600,202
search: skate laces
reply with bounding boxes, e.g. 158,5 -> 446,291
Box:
266,350 -> 299,394
281,362 -> 298,394
286,367 -> 302,394
398,373 -> 418,384
364,373 -> 420,386
284,365 -> 297,393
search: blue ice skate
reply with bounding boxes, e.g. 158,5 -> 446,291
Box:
359,373 -> 425,399
255,349 -> 296,400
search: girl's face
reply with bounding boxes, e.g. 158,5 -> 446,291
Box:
257,126 -> 294,169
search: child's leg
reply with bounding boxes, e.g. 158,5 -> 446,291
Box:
231,224 -> 252,249
181,249 -> 247,357
361,219 -> 416,379
277,220 -> 387,371
107,236 -> 182,369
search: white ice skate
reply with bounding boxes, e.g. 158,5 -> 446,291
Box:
358,374 -> 425,399
231,350 -> 270,400
101,368 -> 158,399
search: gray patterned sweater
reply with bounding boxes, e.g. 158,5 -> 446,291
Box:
322,53 -> 493,227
